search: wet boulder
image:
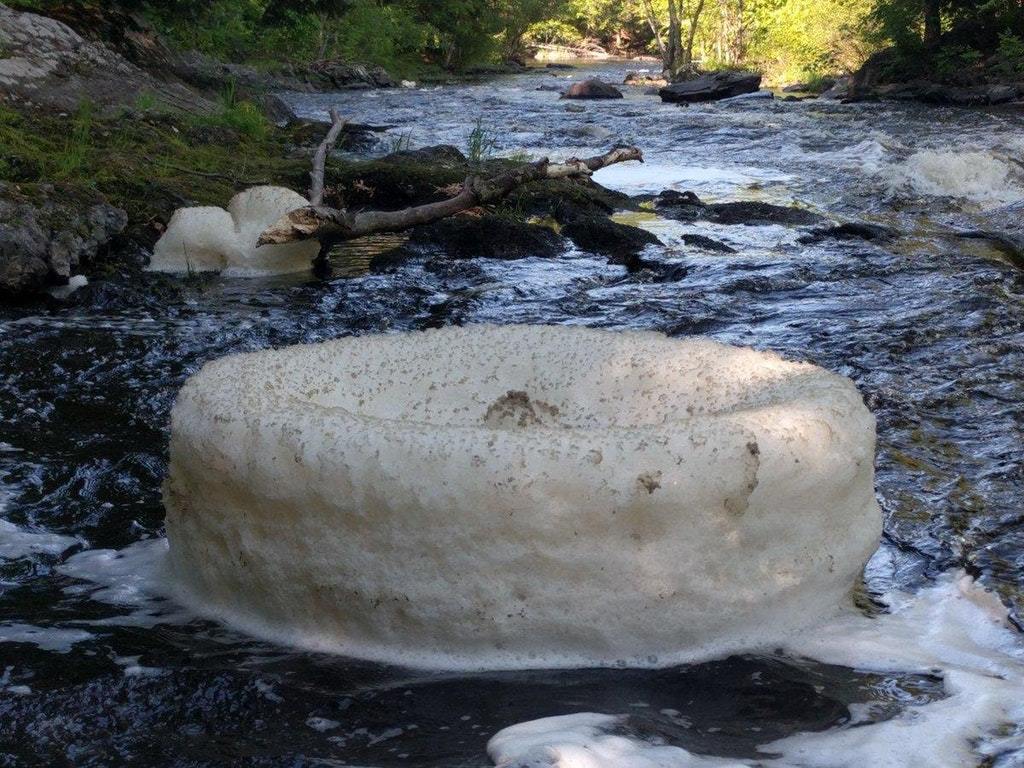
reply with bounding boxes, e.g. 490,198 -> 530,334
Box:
561,79 -> 624,100
656,190 -> 824,226
659,71 -> 762,104
556,205 -> 660,269
0,183 -> 127,296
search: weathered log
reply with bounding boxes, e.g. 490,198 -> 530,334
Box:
258,146 -> 644,246
309,108 -> 347,206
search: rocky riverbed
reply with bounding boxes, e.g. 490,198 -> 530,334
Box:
1,17 -> 1024,766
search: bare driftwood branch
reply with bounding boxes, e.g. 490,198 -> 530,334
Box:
309,108 -> 348,206
260,146 -> 644,247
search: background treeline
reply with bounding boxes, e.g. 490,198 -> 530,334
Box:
11,0 -> 1024,83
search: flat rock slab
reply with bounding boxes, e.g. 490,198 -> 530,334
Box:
659,71 -> 762,103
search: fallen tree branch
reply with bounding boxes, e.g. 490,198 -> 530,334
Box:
259,146 -> 644,246
309,108 -> 347,206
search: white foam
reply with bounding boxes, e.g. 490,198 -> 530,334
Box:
0,518 -> 80,560
488,713 -> 747,767
487,571 -> 1024,767
148,186 -> 320,276
163,325 -> 880,670
0,623 -> 93,653
883,149 -> 1024,207
56,538 -> 190,628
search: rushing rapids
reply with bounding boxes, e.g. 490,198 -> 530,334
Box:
1,62 -> 1022,766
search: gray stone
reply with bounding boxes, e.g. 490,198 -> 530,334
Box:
0,183 -> 127,296
659,71 -> 762,103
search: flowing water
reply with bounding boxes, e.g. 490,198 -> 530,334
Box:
1,62 -> 1023,766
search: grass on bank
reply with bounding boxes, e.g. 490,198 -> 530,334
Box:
0,99 -> 305,237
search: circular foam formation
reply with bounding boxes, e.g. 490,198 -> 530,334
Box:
164,325 -> 881,669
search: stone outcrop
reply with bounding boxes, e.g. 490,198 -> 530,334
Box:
0,184 -> 127,296
659,71 -> 762,103
0,3 -> 209,114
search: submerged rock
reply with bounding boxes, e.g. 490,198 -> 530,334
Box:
561,79 -> 624,100
656,190 -> 824,226
681,233 -> 737,253
659,71 -> 762,103
164,325 -> 881,670
554,203 -> 660,268
799,222 -> 899,245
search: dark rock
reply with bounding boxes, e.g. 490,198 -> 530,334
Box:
311,61 -> 397,89
659,71 -> 762,103
561,79 -> 624,100
656,190 -> 823,226
406,215 -> 564,260
0,183 -> 128,296
987,84 -> 1020,104
557,206 -> 660,268
535,84 -> 564,92
545,63 -> 575,70
782,78 -> 835,94
682,234 -> 737,253
263,94 -> 299,125
799,222 -> 898,245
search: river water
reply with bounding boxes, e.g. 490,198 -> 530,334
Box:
1,62 -> 1023,766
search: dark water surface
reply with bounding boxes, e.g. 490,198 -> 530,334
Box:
1,63 -> 1022,766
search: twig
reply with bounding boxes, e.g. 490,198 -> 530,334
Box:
160,163 -> 268,186
309,107 -> 347,206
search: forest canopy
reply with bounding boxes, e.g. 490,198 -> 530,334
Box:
15,0 -> 1024,83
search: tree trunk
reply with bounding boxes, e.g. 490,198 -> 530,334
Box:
683,0 -> 708,68
923,0 -> 941,47
667,0 -> 683,76
640,0 -> 667,61
258,148 -> 645,247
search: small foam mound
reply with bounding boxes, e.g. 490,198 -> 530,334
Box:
164,324 -> 880,670
885,149 -> 1023,207
148,186 -> 320,276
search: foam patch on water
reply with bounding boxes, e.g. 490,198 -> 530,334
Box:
56,538 -> 191,628
0,518 -> 81,560
487,571 -> 1024,767
0,623 -> 94,653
